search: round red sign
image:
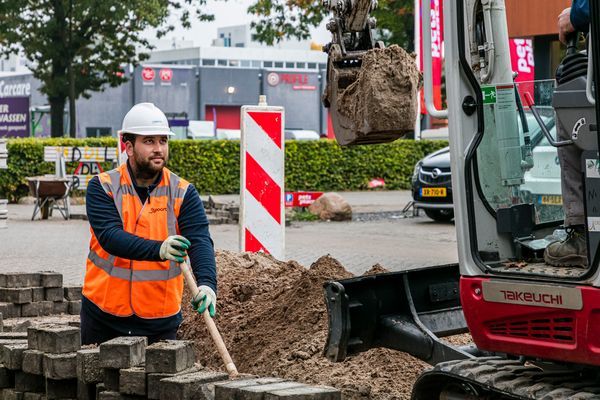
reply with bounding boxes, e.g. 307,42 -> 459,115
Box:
159,68 -> 173,82
141,67 -> 155,81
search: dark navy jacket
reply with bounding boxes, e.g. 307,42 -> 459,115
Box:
571,0 -> 590,33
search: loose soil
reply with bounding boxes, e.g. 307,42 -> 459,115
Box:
179,251 -> 472,399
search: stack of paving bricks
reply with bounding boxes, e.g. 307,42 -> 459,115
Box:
0,272 -> 82,320
204,196 -> 239,225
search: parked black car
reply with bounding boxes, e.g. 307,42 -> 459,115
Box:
411,147 -> 454,221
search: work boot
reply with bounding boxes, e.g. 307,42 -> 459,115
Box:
543,225 -> 588,268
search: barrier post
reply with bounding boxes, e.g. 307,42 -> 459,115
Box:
239,96 -> 285,259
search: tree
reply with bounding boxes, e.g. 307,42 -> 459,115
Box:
248,0 -> 414,51
0,1 -> 213,137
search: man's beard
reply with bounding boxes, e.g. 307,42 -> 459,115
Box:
132,153 -> 167,180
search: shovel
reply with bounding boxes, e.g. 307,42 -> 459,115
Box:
180,260 -> 239,378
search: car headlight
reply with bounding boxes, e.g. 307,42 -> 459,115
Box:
412,161 -> 422,182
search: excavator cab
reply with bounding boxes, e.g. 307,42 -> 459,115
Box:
323,0 -> 600,398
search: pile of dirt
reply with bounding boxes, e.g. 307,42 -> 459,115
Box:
179,251 -> 467,399
336,45 -> 421,141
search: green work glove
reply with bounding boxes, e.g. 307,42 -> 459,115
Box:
159,235 -> 190,263
191,285 -> 216,317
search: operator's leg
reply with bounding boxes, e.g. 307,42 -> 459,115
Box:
544,115 -> 587,267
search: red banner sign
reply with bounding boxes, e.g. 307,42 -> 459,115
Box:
284,192 -> 323,208
509,38 -> 535,103
418,0 -> 444,114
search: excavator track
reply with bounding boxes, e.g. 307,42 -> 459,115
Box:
413,357 -> 600,400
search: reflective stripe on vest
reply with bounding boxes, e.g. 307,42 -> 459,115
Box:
83,163 -> 189,318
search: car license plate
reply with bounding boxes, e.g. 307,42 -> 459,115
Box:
421,187 -> 446,197
540,195 -> 562,205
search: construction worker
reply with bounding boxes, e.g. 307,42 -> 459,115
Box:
80,103 -> 217,345
544,0 -> 590,267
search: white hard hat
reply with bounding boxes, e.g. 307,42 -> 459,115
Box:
121,103 -> 174,136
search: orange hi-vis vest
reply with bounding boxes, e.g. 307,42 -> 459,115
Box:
82,163 -> 190,318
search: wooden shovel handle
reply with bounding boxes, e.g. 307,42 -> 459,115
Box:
180,261 -> 239,378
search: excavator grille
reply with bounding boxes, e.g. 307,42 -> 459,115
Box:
486,314 -> 575,343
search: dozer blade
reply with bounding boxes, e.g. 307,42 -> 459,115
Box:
323,263 -> 474,366
323,44 -> 422,146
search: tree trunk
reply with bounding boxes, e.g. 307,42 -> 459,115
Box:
49,97 -> 65,138
68,64 -> 76,138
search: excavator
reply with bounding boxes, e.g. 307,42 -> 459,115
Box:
322,0 -> 600,398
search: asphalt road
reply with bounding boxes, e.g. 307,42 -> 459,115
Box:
0,191 -> 458,285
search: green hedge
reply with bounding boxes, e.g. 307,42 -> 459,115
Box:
0,138 -> 448,201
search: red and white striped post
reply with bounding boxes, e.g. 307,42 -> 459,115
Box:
240,96 -> 285,260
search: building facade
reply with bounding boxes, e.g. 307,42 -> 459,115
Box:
0,45 -> 328,138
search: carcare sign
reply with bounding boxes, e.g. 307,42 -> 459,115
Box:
418,0 -> 444,114
0,97 -> 30,137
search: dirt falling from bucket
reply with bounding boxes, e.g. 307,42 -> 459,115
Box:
337,45 -> 422,137
179,251 -> 469,399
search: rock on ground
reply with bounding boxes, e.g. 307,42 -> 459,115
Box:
308,193 -> 352,221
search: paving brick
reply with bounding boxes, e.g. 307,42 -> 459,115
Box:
159,370 -> 229,400
0,332 -> 27,340
2,320 -> 31,333
98,391 -> 144,399
147,365 -> 203,400
39,272 -> 63,288
264,386 -> 341,400
146,340 -> 195,374
14,371 -> 45,392
77,347 -> 101,384
44,288 -> 63,302
2,343 -> 28,369
0,311 -> 3,332
45,377 -> 77,400
22,350 -> 44,375
23,392 -> 45,400
63,287 -> 82,301
0,364 -> 15,388
215,378 -> 286,400
52,301 -> 68,315
120,366 -> 146,396
99,337 -> 146,369
0,273 -> 41,288
43,352 -> 77,379
1,388 -> 24,400
67,300 -> 81,315
37,326 -> 80,354
103,368 -> 120,392
0,302 -> 21,318
31,287 -> 44,303
0,288 -> 32,304
234,381 -> 309,400
21,302 -> 53,318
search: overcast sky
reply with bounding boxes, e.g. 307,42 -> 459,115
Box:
143,0 -> 331,48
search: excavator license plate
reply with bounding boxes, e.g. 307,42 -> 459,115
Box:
421,188 -> 446,197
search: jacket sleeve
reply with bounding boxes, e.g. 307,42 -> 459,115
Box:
571,0 -> 590,33
177,185 -> 217,294
86,176 -> 163,261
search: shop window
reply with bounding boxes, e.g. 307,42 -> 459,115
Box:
217,59 -> 227,66
264,61 -> 273,68
202,59 -> 216,66
86,127 -> 111,138
252,60 -> 261,68
274,61 -> 284,68
229,60 -> 240,67
319,63 -> 326,70
297,62 -> 306,69
307,62 -> 317,69
286,62 -> 294,68
241,60 -> 250,67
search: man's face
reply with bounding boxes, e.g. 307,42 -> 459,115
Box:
126,135 -> 169,178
